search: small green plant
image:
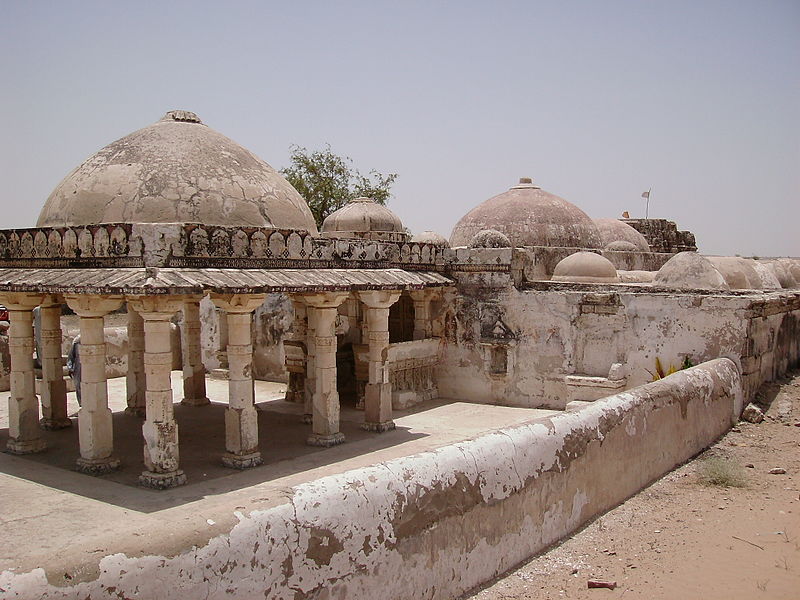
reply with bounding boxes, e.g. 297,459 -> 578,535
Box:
696,456 -> 747,488
648,355 -> 695,381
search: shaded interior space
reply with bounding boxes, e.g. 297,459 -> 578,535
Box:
0,372 -> 558,508
336,342 -> 358,406
0,374 -> 432,504
0,370 -> 558,577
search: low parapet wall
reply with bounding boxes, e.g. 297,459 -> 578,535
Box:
1,359 -> 741,599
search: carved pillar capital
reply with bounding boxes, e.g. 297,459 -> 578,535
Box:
211,293 -> 266,314
301,292 -> 350,310
127,295 -> 184,320
65,294 -> 124,318
357,290 -> 402,310
0,292 -> 45,311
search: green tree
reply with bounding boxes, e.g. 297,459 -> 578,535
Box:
281,145 -> 397,227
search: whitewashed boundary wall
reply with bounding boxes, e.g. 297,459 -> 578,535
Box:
1,358 -> 740,599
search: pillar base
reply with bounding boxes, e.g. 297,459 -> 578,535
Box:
222,452 -> 262,469
361,420 -> 396,433
301,413 -> 313,424
6,438 -> 47,455
40,417 -> 73,430
139,470 -> 187,489
124,406 -> 146,418
76,456 -> 120,475
181,397 -> 211,407
307,432 -> 345,447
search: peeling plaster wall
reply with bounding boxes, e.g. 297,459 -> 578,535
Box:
199,293 -> 294,382
437,286 -> 800,409
252,293 -> 293,382
0,359 -> 740,600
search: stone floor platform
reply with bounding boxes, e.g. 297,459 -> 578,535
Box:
0,373 -> 557,584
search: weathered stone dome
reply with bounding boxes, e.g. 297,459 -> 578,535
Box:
37,110 -> 318,233
617,270 -> 656,283
411,230 -> 450,247
604,240 -> 639,252
764,259 -> 798,289
552,251 -> 619,283
469,229 -> 512,248
594,218 -> 650,252
707,257 -> 764,290
450,178 -> 603,249
654,252 -> 729,291
320,197 -> 407,241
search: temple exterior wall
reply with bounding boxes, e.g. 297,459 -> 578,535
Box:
437,287 -> 800,409
0,358 -> 740,599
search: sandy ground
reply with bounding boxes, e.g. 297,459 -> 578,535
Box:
465,371 -> 800,600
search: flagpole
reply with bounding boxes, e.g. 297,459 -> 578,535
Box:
646,187 -> 651,219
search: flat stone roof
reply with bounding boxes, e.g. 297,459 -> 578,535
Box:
0,373 -> 557,583
0,268 -> 452,295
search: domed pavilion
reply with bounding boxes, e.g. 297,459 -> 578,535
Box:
0,111 -> 450,489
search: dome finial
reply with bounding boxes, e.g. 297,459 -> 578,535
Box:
511,176 -> 539,190
161,110 -> 202,124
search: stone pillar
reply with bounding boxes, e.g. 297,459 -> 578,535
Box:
65,294 -> 124,474
358,291 -> 401,432
181,296 -> 209,406
301,298 -> 317,424
302,292 -> 349,447
128,296 -> 186,489
0,293 -> 46,454
212,293 -> 266,468
125,306 -> 146,417
410,289 -> 434,340
39,296 -> 70,430
284,299 -> 307,405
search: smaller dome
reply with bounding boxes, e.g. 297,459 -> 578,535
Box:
411,230 -> 450,247
320,197 -> 407,242
618,270 -> 656,283
654,252 -> 729,291
780,258 -> 800,285
604,240 -> 639,252
706,257 -> 763,290
469,229 -> 512,248
765,259 -> 798,289
552,251 -> 619,283
751,261 -> 781,290
594,218 -> 651,252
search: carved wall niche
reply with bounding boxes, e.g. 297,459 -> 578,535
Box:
47,230 -> 62,257
33,231 -> 47,257
189,227 -> 210,256
250,231 -> 268,258
231,230 -> 249,257
94,227 -> 110,257
62,230 -> 77,257
210,229 -> 231,256
286,231 -> 304,259
77,229 -> 93,257
20,232 -> 34,257
109,226 -> 128,255
268,231 -> 286,259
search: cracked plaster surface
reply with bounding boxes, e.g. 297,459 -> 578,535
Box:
36,117 -> 317,233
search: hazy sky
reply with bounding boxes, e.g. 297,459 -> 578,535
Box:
1,1 -> 797,256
